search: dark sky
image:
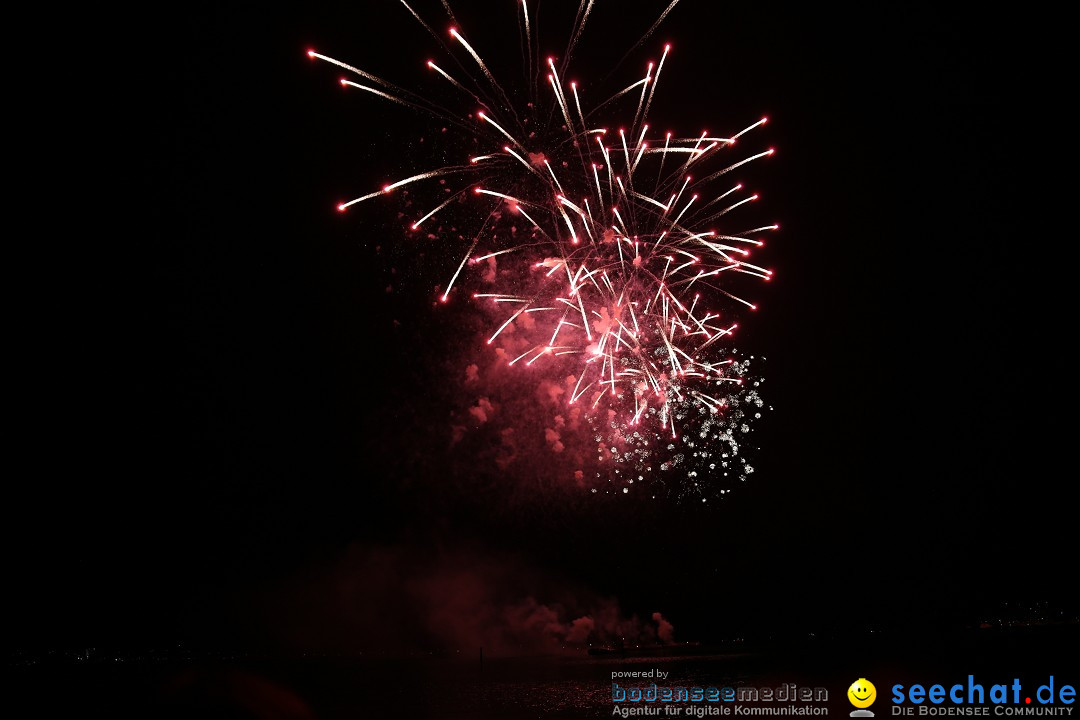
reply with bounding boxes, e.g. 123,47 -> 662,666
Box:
10,2 -> 1075,655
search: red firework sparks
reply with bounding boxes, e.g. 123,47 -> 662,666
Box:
310,0 -> 778,494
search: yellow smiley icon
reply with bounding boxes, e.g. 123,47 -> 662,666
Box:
848,679 -> 877,709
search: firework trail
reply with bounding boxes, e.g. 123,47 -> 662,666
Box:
309,0 -> 778,499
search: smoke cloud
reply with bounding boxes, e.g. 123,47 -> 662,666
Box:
267,542 -> 674,657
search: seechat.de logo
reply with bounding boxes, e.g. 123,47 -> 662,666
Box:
850,679 -> 878,718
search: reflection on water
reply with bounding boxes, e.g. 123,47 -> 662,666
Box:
20,627 -> 1077,718
277,653 -> 754,719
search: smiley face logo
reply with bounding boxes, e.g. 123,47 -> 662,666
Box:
848,679 -> 877,709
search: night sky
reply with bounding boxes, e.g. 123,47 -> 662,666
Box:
11,1 -> 1076,661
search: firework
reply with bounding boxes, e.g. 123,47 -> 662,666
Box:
310,1 -> 777,497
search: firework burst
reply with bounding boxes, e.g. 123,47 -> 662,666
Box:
310,0 -> 778,499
